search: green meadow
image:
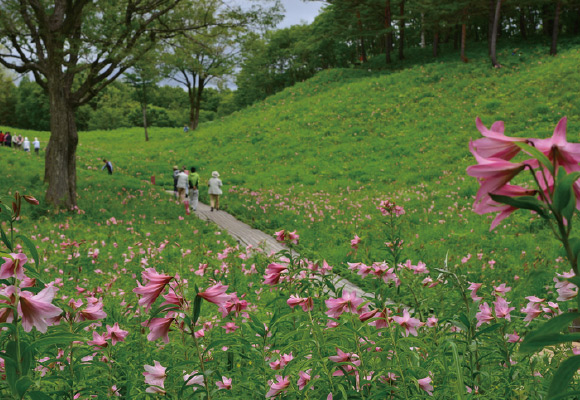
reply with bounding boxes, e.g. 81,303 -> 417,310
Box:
3,40 -> 580,398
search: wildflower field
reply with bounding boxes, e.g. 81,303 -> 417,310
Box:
2,40 -> 580,398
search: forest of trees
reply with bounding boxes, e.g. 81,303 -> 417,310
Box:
2,0 -> 579,134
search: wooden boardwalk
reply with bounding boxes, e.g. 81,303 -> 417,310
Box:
189,199 -> 369,297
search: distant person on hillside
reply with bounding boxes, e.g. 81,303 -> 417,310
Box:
0,131 -> 4,146
183,125 -> 189,133
172,166 -> 180,200
33,138 -> 40,155
4,132 -> 11,147
188,167 -> 200,212
13,134 -> 22,149
176,167 -> 189,205
22,137 -> 30,152
183,165 -> 190,198
102,159 -> 113,175
208,171 -> 223,212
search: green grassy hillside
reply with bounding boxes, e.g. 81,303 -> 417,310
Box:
5,41 -> 580,297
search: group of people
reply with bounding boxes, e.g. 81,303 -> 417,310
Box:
173,166 -> 223,213
0,131 -> 41,154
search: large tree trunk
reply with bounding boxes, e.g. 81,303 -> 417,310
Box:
490,0 -> 502,67
550,0 -> 561,55
385,0 -> 392,64
488,0 -> 495,54
44,83 -> 78,209
398,0 -> 405,60
142,104 -> 149,141
189,77 -> 206,130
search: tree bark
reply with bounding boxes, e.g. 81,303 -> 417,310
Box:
490,0 -> 502,67
385,0 -> 392,64
398,0 -> 405,60
461,22 -> 468,62
488,0 -> 495,54
550,0 -> 561,55
519,7 -> 527,39
142,104 -> 149,141
44,83 -> 78,209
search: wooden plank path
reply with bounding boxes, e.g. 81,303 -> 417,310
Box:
189,199 -> 370,297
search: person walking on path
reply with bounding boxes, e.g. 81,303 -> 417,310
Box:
33,138 -> 40,154
188,167 -> 200,212
22,137 -> 30,152
102,159 -> 113,175
172,166 -> 179,200
208,171 -> 223,212
176,167 -> 189,205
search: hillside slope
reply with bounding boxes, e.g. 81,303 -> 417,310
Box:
8,42 -> 580,294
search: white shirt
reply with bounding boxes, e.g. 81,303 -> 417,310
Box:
176,172 -> 189,189
33,140 -> 40,149
208,177 -> 223,195
23,139 -> 30,150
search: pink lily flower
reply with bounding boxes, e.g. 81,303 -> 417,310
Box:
79,297 -> 107,321
471,117 -> 527,160
0,253 -> 28,280
350,235 -> 361,250
297,370 -> 312,390
87,331 -> 108,348
329,348 -> 360,376
287,295 -> 313,312
392,309 -> 423,337
184,370 -> 204,388
133,268 -> 173,311
529,117 -> 580,172
215,376 -> 232,390
493,283 -> 512,297
18,286 -> 63,333
325,291 -> 365,318
143,361 -> 166,394
144,317 -> 174,343
222,322 -> 239,334
266,375 -> 291,398
466,142 -> 526,203
475,302 -> 494,327
507,331 -> 521,343
467,282 -> 483,302
494,297 -> 515,321
105,322 -> 129,345
418,376 -> 434,396
219,292 -> 249,317
520,302 -> 542,322
197,283 -> 231,308
263,263 -> 288,285
473,184 -> 537,230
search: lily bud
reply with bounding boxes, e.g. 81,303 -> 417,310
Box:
23,195 -> 39,205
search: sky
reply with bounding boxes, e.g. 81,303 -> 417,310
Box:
277,0 -> 325,28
